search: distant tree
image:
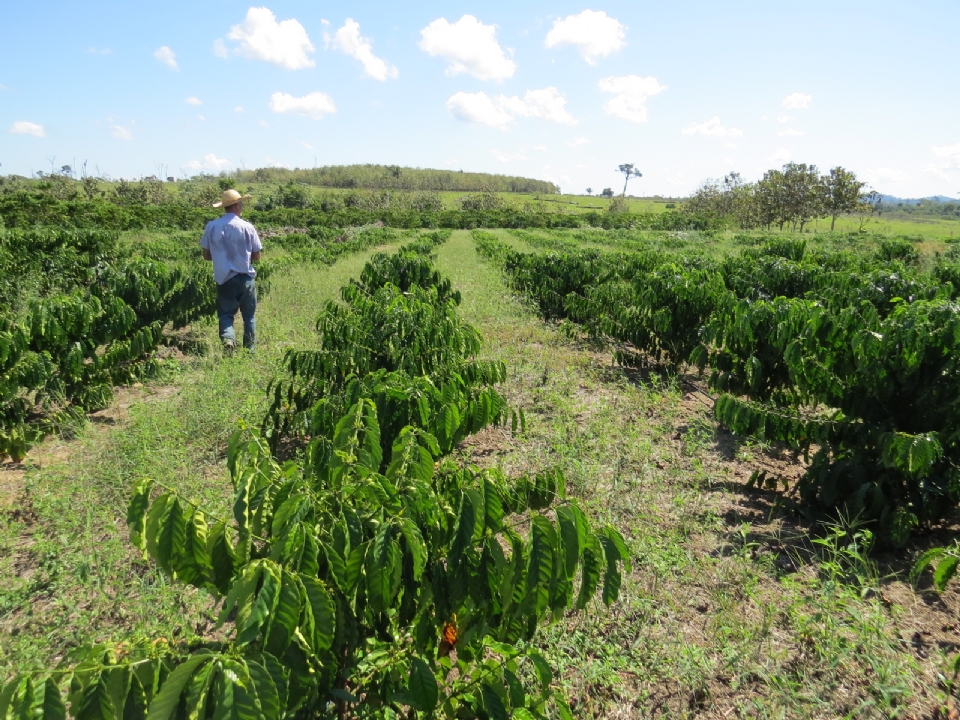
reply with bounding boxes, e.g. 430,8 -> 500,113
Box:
585,187 -> 593,195
600,187 -> 615,198
821,166 -> 868,231
618,163 -> 642,196
781,162 -> 823,231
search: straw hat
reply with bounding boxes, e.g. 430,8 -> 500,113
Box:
212,189 -> 252,208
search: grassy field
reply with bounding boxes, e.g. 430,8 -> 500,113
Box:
2,228 -> 959,717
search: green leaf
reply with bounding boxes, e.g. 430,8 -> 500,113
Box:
480,683 -> 508,720
156,497 -> 186,576
40,678 -> 66,720
398,518 -> 426,580
207,523 -> 237,595
935,555 -> 960,593
77,677 -> 114,720
575,534 -> 603,610
528,652 -> 553,694
366,526 -> 399,615
527,516 -> 556,616
405,657 -> 438,712
146,655 -> 213,720
246,661 -> 280,720
556,505 -> 585,579
264,570 -> 301,657
127,479 -> 153,552
599,535 -> 623,607
237,563 -> 281,647
300,576 -> 336,652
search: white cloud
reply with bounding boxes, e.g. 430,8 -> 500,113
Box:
768,147 -> 792,164
110,125 -> 131,140
234,106 -> 245,113
932,143 -> 960,167
777,128 -> 804,137
926,165 -> 952,183
681,116 -> 743,138
545,10 -> 625,64
567,137 -> 590,146
490,149 -> 527,163
269,91 -> 336,119
185,96 -> 203,106
10,121 -> 45,137
777,114 -> 792,124
781,92 -> 812,109
331,19 -> 398,81
446,87 -> 576,130
598,75 -> 667,123
266,158 -> 290,169
499,87 -> 576,125
301,141 -> 314,149
864,167 -> 907,185
87,47 -> 111,55
532,145 -> 547,151
227,7 -> 315,70
154,46 -> 179,70
0,84 -> 8,90
419,15 -> 515,82
213,38 -> 229,59
187,153 -> 231,171
197,115 -> 206,122
446,91 -> 514,130
725,142 -> 738,149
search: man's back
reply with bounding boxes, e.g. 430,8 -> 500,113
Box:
200,213 -> 262,285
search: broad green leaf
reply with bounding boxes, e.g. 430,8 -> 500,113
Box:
146,655 -> 213,720
77,676 -> 114,720
300,576 -> 335,652
405,657 -> 438,712
910,546 -> 947,584
40,678 -> 66,720
398,518 -> 426,580
237,563 -> 281,647
366,527 -> 399,615
246,661 -> 280,720
575,534 -> 603,610
127,479 -> 153,552
0,676 -> 21,720
935,555 -> 960,593
264,571 -> 300,657
480,683 -> 508,720
207,523 -> 237,595
528,652 -> 553,694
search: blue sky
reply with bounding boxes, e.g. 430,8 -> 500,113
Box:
2,1 -> 959,198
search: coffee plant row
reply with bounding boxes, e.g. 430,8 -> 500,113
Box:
0,237 -> 629,719
474,230 -> 960,546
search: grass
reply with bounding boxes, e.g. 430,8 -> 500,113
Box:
2,228 -> 959,717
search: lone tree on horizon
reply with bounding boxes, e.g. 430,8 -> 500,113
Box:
618,163 -> 642,196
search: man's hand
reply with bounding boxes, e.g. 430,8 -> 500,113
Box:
251,251 -> 261,262
202,248 -> 212,261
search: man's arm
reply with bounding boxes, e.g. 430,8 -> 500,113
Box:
203,248 -> 213,261
251,251 -> 261,262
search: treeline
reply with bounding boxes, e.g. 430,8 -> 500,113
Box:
0,191 -> 714,232
229,163 -> 561,193
684,163 -> 881,232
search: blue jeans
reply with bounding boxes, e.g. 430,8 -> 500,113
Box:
216,274 -> 257,350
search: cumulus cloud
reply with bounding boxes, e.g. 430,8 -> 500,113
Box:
490,149 -> 527,163
681,116 -> 743,138
933,143 -> 960,167
446,92 -> 514,129
111,125 -> 132,140
185,96 -> 203,106
269,91 -> 336,119
777,114 -> 792,123
545,10 -> 625,64
778,128 -> 804,137
213,39 -> 229,58
863,167 -> 907,185
768,147 -> 792,164
234,106 -> 245,113
781,92 -> 812,109
598,75 -> 667,123
87,47 -> 111,55
331,19 -> 398,80
11,121 -> 45,137
567,137 -> 590,146
154,46 -> 179,70
227,7 -> 315,70
187,153 -> 231,171
446,87 -> 576,130
419,15 -> 515,81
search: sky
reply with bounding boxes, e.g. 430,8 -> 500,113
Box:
2,1 -> 959,198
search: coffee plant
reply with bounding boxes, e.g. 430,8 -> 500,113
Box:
474,230 -> 960,546
0,237 -> 629,719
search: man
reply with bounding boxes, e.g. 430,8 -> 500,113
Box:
200,189 -> 263,352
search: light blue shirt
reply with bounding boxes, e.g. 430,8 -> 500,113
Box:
200,213 -> 263,285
